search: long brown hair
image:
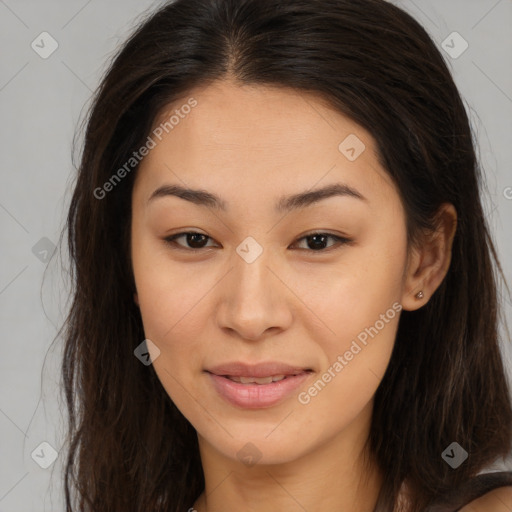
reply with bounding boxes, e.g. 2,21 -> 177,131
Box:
60,0 -> 512,510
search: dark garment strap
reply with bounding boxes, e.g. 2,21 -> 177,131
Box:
425,471 -> 512,512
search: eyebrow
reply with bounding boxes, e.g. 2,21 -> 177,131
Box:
147,182 -> 366,213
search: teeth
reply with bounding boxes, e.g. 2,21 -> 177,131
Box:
227,375 -> 287,384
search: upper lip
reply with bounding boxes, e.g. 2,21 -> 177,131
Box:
206,361 -> 313,378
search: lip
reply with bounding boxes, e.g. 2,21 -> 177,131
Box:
206,361 -> 312,378
205,361 -> 313,409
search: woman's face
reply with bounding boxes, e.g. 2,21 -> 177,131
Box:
131,79 -> 413,466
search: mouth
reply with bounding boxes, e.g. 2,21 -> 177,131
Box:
217,372 -> 310,384
204,364 -> 314,409
205,361 -> 313,379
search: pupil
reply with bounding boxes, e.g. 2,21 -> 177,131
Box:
309,234 -> 326,250
188,233 -> 206,248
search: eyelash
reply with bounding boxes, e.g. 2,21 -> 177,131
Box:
163,231 -> 353,253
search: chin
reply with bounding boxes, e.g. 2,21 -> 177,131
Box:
198,426 -> 311,466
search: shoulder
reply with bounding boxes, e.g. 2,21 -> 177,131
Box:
459,485 -> 512,512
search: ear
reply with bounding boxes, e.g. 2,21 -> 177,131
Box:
133,292 -> 139,307
401,203 -> 457,311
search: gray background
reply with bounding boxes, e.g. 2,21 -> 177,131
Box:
0,0 -> 511,510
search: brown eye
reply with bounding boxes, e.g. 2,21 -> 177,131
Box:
292,233 -> 352,252
163,231 -> 352,253
164,232 -> 216,250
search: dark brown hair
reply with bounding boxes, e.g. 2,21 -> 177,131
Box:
60,0 -> 512,510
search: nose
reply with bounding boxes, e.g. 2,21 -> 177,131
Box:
215,245 -> 293,341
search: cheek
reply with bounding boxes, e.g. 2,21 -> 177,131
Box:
133,256 -> 210,412
136,276 -> 211,368
131,244 -> 215,403
297,304 -> 400,431
299,227 -> 406,337
297,232 -> 406,405
132,227 -> 207,339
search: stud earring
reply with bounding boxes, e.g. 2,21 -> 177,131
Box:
415,290 -> 424,300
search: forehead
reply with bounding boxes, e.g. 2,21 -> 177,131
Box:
150,79 -> 370,155
133,79 -> 397,209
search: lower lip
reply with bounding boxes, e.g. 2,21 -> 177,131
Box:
207,371 -> 311,409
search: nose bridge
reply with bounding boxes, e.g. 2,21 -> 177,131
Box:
216,235 -> 291,339
233,235 -> 274,305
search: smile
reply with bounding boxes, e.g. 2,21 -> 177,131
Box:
206,370 -> 312,409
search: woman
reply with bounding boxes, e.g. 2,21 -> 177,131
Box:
61,0 -> 512,510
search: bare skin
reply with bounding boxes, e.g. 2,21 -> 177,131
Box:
130,78 -> 457,512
